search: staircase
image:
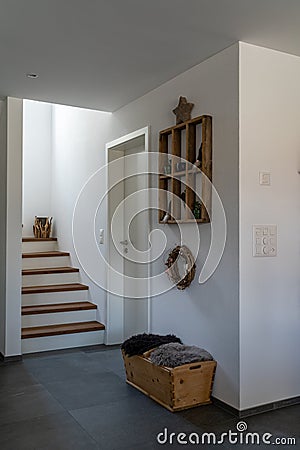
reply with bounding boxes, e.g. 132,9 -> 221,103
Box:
21,237 -> 105,354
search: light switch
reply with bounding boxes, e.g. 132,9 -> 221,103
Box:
253,225 -> 277,257
259,172 -> 271,185
99,229 -> 104,244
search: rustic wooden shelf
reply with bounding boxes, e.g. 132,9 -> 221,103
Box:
159,218 -> 210,225
172,168 -> 201,178
173,170 -> 186,177
158,115 -> 212,224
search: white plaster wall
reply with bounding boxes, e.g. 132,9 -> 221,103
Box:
22,100 -> 52,236
239,43 -> 300,409
0,98 -> 7,355
51,44 -> 240,407
113,44 -> 240,408
5,97 -> 22,356
51,106 -> 113,324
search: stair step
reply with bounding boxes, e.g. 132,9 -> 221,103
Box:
22,330 -> 105,353
22,251 -> 69,258
22,321 -> 105,339
22,239 -> 58,254
22,290 -> 89,306
22,302 -> 97,315
22,283 -> 89,295
22,267 -> 79,276
22,267 -> 80,288
22,237 -> 57,242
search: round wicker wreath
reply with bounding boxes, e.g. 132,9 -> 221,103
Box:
165,245 -> 196,290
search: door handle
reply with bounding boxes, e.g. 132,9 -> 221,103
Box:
120,240 -> 128,246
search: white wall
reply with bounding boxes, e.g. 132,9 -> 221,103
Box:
239,43 -> 300,409
51,106 -> 113,323
0,98 -> 7,355
5,97 -> 23,356
22,100 -> 52,236
113,44 -> 240,408
51,44 -> 240,408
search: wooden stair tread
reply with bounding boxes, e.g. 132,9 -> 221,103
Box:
22,267 -> 79,275
22,321 -> 105,339
22,283 -> 89,294
22,251 -> 69,258
22,302 -> 97,315
22,237 -> 57,242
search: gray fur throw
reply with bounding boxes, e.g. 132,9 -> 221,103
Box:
149,342 -> 213,368
121,333 -> 182,357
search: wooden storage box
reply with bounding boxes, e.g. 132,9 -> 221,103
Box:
122,350 -> 217,412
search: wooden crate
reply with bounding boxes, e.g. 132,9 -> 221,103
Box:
122,350 -> 216,412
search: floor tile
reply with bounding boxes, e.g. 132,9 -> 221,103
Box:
24,352 -> 110,384
0,362 -> 39,391
179,403 -> 236,427
0,412 -> 99,450
44,371 -> 135,410
0,384 -> 64,426
86,348 -> 126,379
200,412 -> 299,449
70,395 -> 203,450
83,344 -> 121,354
129,434 -> 225,450
243,404 -> 300,438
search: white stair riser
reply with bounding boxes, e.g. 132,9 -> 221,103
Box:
22,256 -> 70,269
22,241 -> 58,253
22,309 -> 96,327
22,330 -> 105,354
22,272 -> 79,287
22,290 -> 89,306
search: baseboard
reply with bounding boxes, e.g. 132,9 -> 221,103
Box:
212,397 -> 239,416
22,343 -> 120,358
0,352 -> 23,363
212,395 -> 300,418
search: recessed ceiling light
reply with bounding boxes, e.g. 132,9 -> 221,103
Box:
26,73 -> 39,79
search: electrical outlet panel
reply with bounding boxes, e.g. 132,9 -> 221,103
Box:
253,225 -> 277,257
259,171 -> 271,185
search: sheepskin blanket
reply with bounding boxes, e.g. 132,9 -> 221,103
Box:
149,342 -> 213,368
121,333 -> 182,357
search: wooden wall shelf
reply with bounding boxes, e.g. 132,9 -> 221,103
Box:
158,115 -> 212,224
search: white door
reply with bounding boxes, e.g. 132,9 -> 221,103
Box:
106,127 -> 150,344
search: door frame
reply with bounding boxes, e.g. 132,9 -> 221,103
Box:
105,126 -> 150,344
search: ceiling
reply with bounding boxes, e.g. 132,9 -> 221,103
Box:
1,0 -> 300,112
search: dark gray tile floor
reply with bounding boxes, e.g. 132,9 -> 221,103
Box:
0,346 -> 299,449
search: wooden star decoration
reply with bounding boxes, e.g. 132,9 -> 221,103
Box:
172,96 -> 194,124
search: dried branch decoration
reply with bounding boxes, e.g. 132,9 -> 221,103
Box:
165,245 -> 196,290
33,216 -> 53,238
